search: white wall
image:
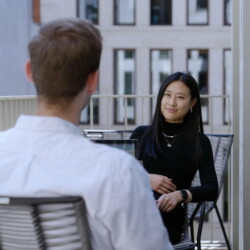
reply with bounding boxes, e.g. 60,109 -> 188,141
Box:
40,0 -> 76,23
0,0 -> 37,96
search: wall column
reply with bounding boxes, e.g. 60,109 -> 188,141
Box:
232,0 -> 250,248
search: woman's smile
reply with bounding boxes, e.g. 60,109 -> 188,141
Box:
166,108 -> 177,113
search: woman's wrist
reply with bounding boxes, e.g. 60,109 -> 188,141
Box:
178,189 -> 192,203
179,190 -> 188,203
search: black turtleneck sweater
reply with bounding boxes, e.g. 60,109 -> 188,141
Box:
130,123 -> 218,244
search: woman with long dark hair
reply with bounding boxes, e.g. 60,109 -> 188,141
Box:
130,72 -> 218,244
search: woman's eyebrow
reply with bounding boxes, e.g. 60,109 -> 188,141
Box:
165,90 -> 186,95
164,90 -> 172,93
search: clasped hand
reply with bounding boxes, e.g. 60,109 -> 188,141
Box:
156,191 -> 183,212
149,174 -> 182,212
149,174 -> 176,194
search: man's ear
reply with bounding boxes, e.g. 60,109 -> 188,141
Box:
86,70 -> 99,94
25,60 -> 34,83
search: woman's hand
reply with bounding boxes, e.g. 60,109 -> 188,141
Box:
157,191 -> 183,212
149,174 -> 176,194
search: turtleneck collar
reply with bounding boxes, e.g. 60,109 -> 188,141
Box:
162,121 -> 185,136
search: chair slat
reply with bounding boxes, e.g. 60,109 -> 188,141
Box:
0,197 -> 92,250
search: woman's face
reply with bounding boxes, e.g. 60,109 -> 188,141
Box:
160,80 -> 197,123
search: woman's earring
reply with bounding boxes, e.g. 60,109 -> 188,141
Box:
189,108 -> 193,113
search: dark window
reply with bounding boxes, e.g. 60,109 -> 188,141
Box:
124,72 -> 134,106
197,0 -> 207,9
80,94 -> 99,124
224,0 -> 232,25
151,0 -> 172,25
77,0 -> 99,25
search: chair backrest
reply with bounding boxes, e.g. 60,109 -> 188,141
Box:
0,196 -> 92,250
187,134 -> 234,219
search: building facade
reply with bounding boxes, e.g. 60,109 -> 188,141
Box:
79,0 -> 232,132
0,0 -> 232,132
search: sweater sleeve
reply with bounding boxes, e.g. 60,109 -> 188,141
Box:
189,134 -> 219,202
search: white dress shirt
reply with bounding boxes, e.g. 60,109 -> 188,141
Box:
0,115 -> 173,250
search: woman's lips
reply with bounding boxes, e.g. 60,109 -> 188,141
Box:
166,108 -> 177,113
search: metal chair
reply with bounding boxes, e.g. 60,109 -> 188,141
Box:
188,134 -> 234,250
0,196 -> 92,250
174,134 -> 233,250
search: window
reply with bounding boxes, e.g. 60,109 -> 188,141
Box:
77,0 -> 99,24
114,0 -> 135,25
151,49 -> 172,116
151,0 -> 172,25
187,49 -> 209,123
223,49 -> 232,125
224,0 -> 232,25
80,90 -> 99,124
114,50 -> 136,124
187,0 -> 208,25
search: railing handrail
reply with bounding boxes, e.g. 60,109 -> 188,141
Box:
0,95 -> 36,100
0,94 -> 229,99
0,94 -> 231,133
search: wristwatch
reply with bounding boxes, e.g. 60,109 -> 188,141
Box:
180,190 -> 188,202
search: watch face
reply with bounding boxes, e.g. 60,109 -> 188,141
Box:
181,190 -> 188,201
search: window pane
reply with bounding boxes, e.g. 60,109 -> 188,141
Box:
78,0 -> 99,24
114,0 -> 135,25
151,50 -> 172,116
224,50 -> 232,124
80,91 -> 99,124
188,0 -> 208,25
114,50 -> 136,124
187,49 -> 209,123
151,0 -> 172,25
224,0 -> 232,25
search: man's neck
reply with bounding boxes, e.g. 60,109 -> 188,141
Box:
36,102 -> 80,125
35,86 -> 89,125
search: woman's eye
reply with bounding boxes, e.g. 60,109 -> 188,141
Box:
177,96 -> 184,99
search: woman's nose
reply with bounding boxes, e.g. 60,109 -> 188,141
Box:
168,96 -> 177,106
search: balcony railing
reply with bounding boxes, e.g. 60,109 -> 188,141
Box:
0,94 -> 232,249
0,96 -> 37,131
81,94 -> 232,134
0,94 -> 232,132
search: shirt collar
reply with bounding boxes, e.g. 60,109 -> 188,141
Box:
15,115 -> 82,136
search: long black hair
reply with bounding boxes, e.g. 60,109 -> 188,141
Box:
139,72 -> 204,169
